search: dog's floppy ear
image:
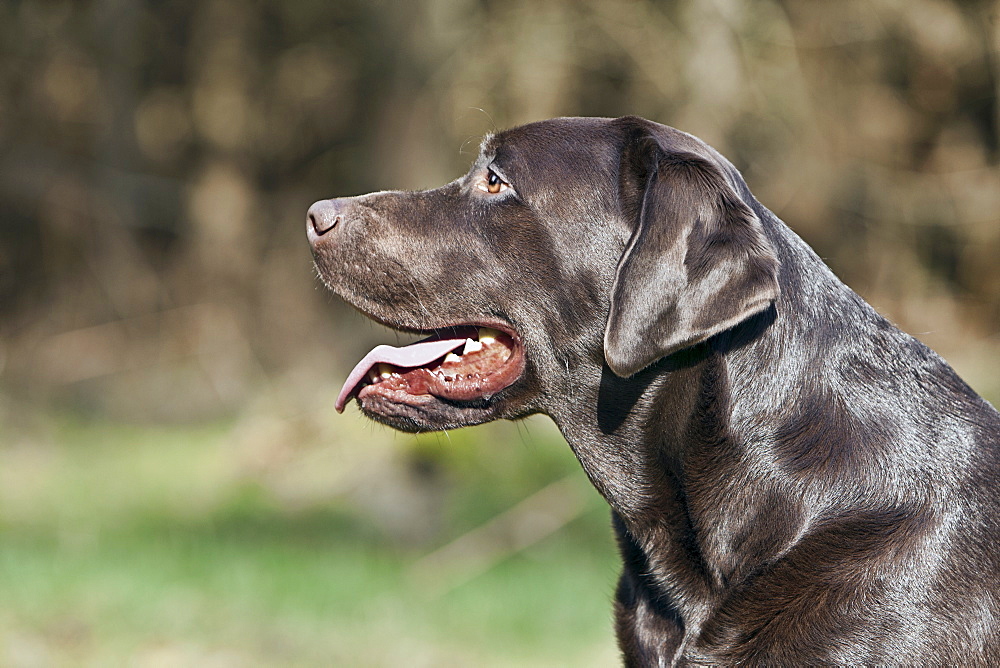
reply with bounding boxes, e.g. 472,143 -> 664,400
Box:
604,140 -> 780,378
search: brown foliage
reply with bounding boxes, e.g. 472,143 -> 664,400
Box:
0,0 -> 997,418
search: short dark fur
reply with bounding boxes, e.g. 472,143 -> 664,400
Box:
308,116 -> 1000,665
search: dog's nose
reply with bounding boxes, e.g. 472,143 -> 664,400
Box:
307,199 -> 342,237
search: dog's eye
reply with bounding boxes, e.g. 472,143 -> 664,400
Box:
478,168 -> 510,195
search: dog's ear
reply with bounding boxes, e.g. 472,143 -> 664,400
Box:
604,142 -> 780,378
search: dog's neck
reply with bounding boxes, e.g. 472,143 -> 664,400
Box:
550,212 -> 905,634
555,305 -> 782,506
549,312 -> 807,642
548,222 -> 846,632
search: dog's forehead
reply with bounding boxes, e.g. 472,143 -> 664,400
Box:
479,117 -> 621,168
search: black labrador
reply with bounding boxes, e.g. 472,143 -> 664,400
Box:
306,116 -> 1000,665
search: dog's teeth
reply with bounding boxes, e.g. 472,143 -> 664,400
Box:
462,338 -> 483,355
478,327 -> 501,345
367,368 -> 380,383
377,363 -> 394,379
444,352 -> 462,364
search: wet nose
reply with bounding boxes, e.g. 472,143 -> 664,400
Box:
307,199 -> 342,237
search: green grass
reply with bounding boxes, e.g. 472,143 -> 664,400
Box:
0,411 -> 621,666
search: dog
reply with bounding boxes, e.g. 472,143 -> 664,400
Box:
306,116 -> 1000,665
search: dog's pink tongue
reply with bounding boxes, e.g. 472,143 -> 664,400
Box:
336,338 -> 466,412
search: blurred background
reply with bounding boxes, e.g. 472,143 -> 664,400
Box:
1,0 -> 998,665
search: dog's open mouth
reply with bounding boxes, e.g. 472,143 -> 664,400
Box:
335,325 -> 524,412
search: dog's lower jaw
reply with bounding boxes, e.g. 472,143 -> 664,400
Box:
359,392 -> 500,432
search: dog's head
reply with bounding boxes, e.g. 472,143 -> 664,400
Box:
308,116 -> 779,431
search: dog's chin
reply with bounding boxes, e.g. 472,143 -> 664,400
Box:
358,389 -> 502,432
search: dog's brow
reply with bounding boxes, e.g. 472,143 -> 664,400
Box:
479,132 -> 500,157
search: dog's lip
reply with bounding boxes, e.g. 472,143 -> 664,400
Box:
336,320 -> 525,412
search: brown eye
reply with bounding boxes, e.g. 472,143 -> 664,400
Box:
479,168 -> 509,195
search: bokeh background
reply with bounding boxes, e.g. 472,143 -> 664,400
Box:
1,0 -> 998,665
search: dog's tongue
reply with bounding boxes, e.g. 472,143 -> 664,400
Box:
335,338 -> 466,412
